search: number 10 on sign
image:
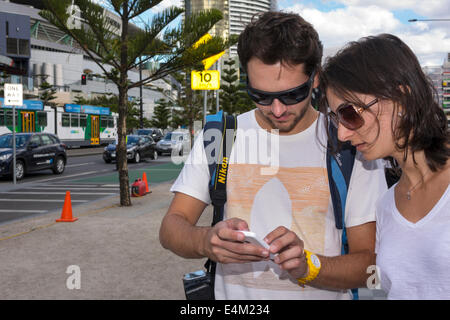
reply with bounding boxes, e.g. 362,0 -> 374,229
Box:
191,70 -> 220,90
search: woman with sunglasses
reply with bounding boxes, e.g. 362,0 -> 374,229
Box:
320,33 -> 450,299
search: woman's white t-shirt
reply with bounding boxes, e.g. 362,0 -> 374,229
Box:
376,184 -> 450,299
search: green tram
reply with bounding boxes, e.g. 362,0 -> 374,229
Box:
0,98 -> 117,148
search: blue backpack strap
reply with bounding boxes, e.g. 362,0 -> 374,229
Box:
202,111 -> 237,299
204,110 -> 225,187
326,123 -> 357,299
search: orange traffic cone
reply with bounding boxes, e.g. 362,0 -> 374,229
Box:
142,172 -> 151,194
56,191 -> 78,222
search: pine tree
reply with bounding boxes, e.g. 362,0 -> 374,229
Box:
40,0 -> 234,206
150,98 -> 171,129
220,58 -> 254,115
38,78 -> 57,106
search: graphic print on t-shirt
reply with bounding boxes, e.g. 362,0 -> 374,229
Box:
223,163 -> 330,291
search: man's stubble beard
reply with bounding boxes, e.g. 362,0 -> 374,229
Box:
263,101 -> 311,133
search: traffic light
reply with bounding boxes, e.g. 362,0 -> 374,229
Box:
81,74 -> 87,85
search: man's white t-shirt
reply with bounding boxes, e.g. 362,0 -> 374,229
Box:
171,109 -> 387,300
375,184 -> 450,299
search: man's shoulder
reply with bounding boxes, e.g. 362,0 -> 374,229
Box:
235,109 -> 256,128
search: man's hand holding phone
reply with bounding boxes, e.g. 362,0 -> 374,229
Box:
203,218 -> 271,264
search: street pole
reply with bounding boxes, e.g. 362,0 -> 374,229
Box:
139,56 -> 143,129
4,83 -> 22,185
216,60 -> 220,113
12,105 -> 16,185
203,90 -> 207,126
408,18 -> 450,22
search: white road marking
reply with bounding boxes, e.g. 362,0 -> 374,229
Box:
36,171 -> 97,183
26,187 -> 119,191
0,192 -> 117,195
0,209 -> 48,213
0,199 -> 88,202
66,162 -> 95,168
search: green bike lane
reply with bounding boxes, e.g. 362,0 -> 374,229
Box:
71,161 -> 184,185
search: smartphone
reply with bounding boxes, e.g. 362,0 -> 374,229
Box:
239,231 -> 275,260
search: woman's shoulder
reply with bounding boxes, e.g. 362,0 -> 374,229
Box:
375,186 -> 396,222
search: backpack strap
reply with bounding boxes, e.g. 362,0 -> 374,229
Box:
202,111 -> 237,299
326,123 -> 358,300
326,124 -> 356,250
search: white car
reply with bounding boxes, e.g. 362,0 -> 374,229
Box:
156,131 -> 191,156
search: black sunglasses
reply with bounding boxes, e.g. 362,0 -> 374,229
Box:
328,98 -> 379,130
247,70 -> 316,106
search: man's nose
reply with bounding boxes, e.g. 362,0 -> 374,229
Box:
271,99 -> 287,117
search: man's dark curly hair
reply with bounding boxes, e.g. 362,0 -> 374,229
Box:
237,11 -> 323,76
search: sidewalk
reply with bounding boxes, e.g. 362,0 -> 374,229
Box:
0,181 -> 213,299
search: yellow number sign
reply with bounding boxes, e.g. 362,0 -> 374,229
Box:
191,70 -> 220,90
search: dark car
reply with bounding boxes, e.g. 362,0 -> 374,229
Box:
135,128 -> 164,142
103,134 -> 157,163
0,132 -> 67,180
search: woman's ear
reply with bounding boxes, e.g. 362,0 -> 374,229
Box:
399,84 -> 411,94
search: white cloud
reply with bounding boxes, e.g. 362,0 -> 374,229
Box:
283,2 -> 450,66
150,0 -> 183,13
285,4 -> 400,49
332,0 -> 450,17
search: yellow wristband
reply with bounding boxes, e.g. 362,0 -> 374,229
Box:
297,249 -> 321,287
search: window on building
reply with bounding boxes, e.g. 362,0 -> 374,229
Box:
0,110 -> 4,125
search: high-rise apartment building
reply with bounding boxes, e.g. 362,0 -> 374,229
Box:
442,54 -> 450,127
184,0 -> 230,41
184,0 -> 277,55
423,53 -> 450,128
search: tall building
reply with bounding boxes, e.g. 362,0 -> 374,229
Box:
184,0 -> 229,41
184,0 -> 277,55
423,53 -> 450,128
423,65 -> 443,106
228,0 -> 277,55
442,53 -> 450,127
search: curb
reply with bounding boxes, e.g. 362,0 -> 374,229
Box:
66,147 -> 104,158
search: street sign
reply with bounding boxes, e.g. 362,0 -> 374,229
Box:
4,84 -> 23,106
3,84 -> 22,185
191,70 -> 220,90
193,34 -> 225,70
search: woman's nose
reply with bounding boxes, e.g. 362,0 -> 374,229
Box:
337,123 -> 355,142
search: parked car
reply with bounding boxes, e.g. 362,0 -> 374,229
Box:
0,132 -> 67,180
156,131 -> 191,156
103,134 -> 157,163
135,128 -> 164,142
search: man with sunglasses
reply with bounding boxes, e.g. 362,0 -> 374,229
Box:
160,11 -> 387,300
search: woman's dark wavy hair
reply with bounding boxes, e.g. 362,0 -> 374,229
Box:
237,11 -> 323,77
319,33 -> 449,172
